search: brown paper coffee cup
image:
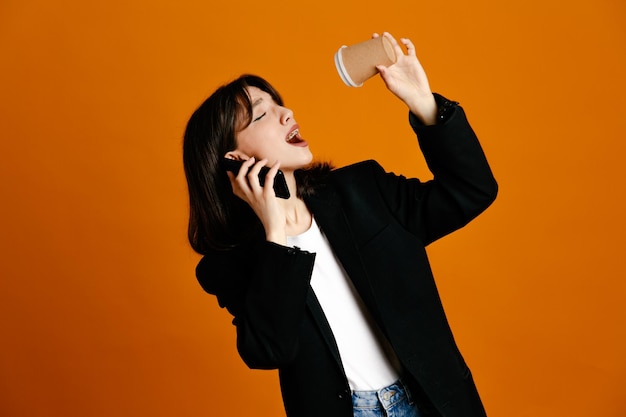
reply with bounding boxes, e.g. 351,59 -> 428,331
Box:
334,36 -> 397,87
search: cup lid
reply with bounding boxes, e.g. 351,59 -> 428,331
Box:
334,46 -> 363,87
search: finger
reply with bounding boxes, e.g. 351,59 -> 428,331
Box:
383,32 -> 405,56
229,157 -> 253,193
401,37 -> 416,56
248,158 -> 268,190
236,157 -> 255,179
372,32 -> 380,38
232,157 -> 253,193
227,171 -> 251,201
375,65 -> 393,88
263,161 -> 281,196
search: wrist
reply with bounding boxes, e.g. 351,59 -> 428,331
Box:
409,93 -> 460,126
432,93 -> 459,124
265,230 -> 287,246
408,93 -> 437,126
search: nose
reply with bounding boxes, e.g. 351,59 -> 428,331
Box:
280,106 -> 293,124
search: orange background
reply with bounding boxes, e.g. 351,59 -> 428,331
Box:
1,0 -> 625,416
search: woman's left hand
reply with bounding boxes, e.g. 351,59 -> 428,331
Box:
375,32 -> 438,125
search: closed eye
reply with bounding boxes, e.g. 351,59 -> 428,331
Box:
253,112 -> 266,122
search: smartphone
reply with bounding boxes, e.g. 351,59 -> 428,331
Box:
223,158 -> 290,199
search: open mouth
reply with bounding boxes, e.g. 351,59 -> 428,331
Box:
286,128 -> 304,144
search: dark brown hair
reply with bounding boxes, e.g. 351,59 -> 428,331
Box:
183,74 -> 331,254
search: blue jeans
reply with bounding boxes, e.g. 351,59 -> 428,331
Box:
352,380 -> 422,417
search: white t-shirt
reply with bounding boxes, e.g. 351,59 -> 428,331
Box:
287,217 -> 402,391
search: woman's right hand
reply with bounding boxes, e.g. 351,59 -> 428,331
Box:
226,157 -> 288,245
374,32 -> 437,125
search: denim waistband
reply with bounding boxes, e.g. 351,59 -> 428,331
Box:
352,379 -> 413,410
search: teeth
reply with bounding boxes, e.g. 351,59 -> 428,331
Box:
288,129 -> 299,140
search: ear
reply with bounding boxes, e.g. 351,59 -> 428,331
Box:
224,150 -> 250,161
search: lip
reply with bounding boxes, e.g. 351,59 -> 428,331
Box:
285,124 -> 300,142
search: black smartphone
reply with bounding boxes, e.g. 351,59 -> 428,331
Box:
223,158 -> 290,199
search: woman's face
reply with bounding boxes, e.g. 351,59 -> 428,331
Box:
230,87 -> 312,171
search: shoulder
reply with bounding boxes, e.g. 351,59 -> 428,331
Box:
330,160 -> 385,181
322,160 -> 392,202
303,160 -> 386,200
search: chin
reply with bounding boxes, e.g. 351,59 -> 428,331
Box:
283,159 -> 313,172
276,149 -> 313,171
295,151 -> 314,166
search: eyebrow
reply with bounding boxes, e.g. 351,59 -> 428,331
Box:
251,97 -> 264,108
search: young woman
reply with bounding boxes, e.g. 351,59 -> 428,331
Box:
183,33 -> 497,417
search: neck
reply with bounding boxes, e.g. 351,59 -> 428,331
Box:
283,170 -> 298,199
282,198 -> 312,236
281,171 -> 312,236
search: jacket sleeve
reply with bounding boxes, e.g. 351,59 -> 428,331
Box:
196,240 -> 316,369
374,93 -> 498,245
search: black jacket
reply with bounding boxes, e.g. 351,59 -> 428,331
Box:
196,95 -> 498,417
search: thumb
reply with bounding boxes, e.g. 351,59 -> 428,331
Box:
376,65 -> 392,86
